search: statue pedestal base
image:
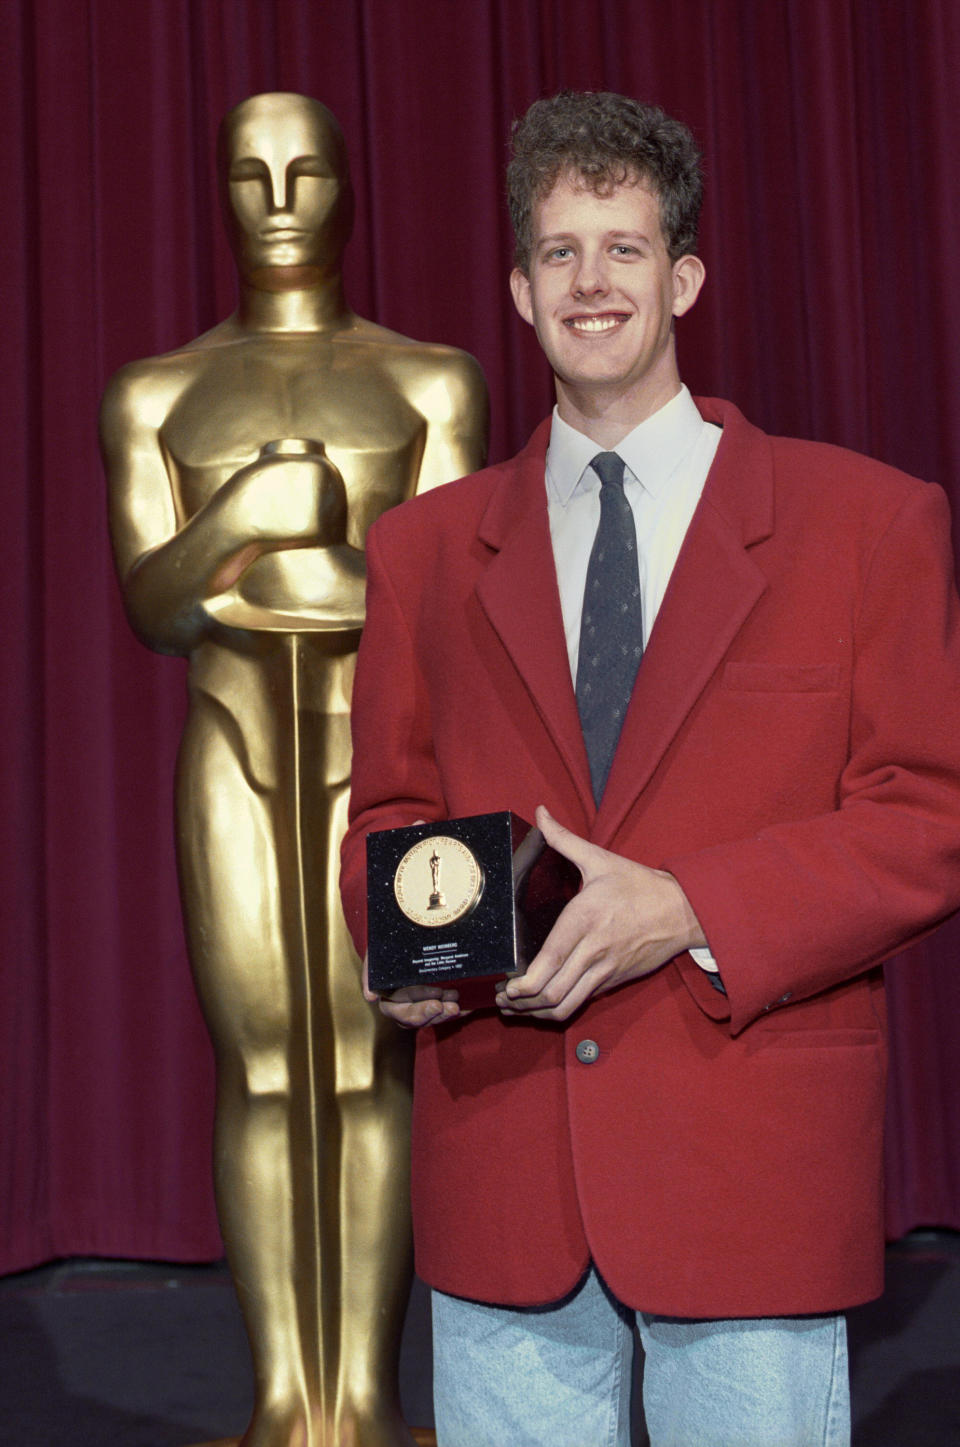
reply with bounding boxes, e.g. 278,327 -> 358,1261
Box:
187,1433 -> 437,1447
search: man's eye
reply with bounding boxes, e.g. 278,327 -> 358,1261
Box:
548,247 -> 572,261
612,245 -> 638,256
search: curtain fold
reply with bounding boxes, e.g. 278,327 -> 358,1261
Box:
3,0 -> 958,1272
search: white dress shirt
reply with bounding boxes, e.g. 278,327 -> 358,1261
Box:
546,384 -> 721,675
545,385 -> 722,973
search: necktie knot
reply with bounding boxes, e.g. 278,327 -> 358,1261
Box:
591,452 -> 626,490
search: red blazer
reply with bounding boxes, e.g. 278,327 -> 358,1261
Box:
341,398 -> 960,1318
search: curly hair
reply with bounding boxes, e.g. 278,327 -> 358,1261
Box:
507,91 -> 703,272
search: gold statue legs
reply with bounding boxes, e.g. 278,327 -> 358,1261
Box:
177,644 -> 415,1447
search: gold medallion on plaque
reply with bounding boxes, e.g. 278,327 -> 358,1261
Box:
393,835 -> 485,927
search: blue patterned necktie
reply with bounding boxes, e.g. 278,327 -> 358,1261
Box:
575,452 -> 644,803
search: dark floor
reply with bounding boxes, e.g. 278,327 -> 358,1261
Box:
1,1233 -> 958,1445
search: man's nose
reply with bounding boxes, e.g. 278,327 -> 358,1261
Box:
572,251 -> 608,297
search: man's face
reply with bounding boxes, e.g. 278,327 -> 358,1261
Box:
510,172 -> 704,420
219,94 -> 353,285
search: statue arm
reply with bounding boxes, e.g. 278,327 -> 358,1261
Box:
410,350 -> 489,496
223,542 -> 367,633
214,352 -> 489,630
100,366 -> 327,653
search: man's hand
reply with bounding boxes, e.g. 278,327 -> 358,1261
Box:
495,805 -> 706,1022
362,953 -> 467,1029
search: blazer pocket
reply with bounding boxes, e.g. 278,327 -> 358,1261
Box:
755,1026 -> 881,1050
722,661 -> 842,693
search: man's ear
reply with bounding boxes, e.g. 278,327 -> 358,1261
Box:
510,267 -> 534,325
671,254 -> 706,318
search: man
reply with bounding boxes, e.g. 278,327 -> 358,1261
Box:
101,93 -> 486,1447
339,91 -> 960,1446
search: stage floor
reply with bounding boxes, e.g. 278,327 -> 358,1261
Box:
1,1233 -> 958,1445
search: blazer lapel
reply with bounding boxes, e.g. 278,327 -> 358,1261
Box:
596,401 -> 775,845
474,425 -> 596,815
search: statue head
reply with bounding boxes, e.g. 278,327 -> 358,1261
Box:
217,92 -> 355,290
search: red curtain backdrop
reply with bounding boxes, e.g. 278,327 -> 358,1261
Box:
3,0 -> 959,1271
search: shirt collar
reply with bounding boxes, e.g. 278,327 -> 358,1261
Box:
546,385 -> 706,504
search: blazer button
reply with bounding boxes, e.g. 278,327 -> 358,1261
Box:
575,1039 -> 600,1064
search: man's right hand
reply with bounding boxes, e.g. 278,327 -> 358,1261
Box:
362,956 -> 465,1029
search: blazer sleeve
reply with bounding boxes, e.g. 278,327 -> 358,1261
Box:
340,520 -> 447,958
667,482 -> 960,1035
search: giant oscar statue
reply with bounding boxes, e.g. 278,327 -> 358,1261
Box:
100,93 -> 488,1447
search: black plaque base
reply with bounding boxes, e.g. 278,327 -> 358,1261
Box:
366,811 -> 574,994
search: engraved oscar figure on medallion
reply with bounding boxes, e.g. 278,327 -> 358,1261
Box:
427,850 -> 444,910
100,92 -> 488,1447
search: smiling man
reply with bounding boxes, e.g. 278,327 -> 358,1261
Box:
509,172 -> 703,438
340,92 -> 960,1447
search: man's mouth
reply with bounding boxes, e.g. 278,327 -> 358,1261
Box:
564,313 -> 629,335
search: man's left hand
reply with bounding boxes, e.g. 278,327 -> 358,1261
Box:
495,805 -> 706,1022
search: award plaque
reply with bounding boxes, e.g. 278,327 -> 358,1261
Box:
366,811 -> 576,994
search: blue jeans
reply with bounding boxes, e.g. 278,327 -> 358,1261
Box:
432,1267 -> 850,1447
